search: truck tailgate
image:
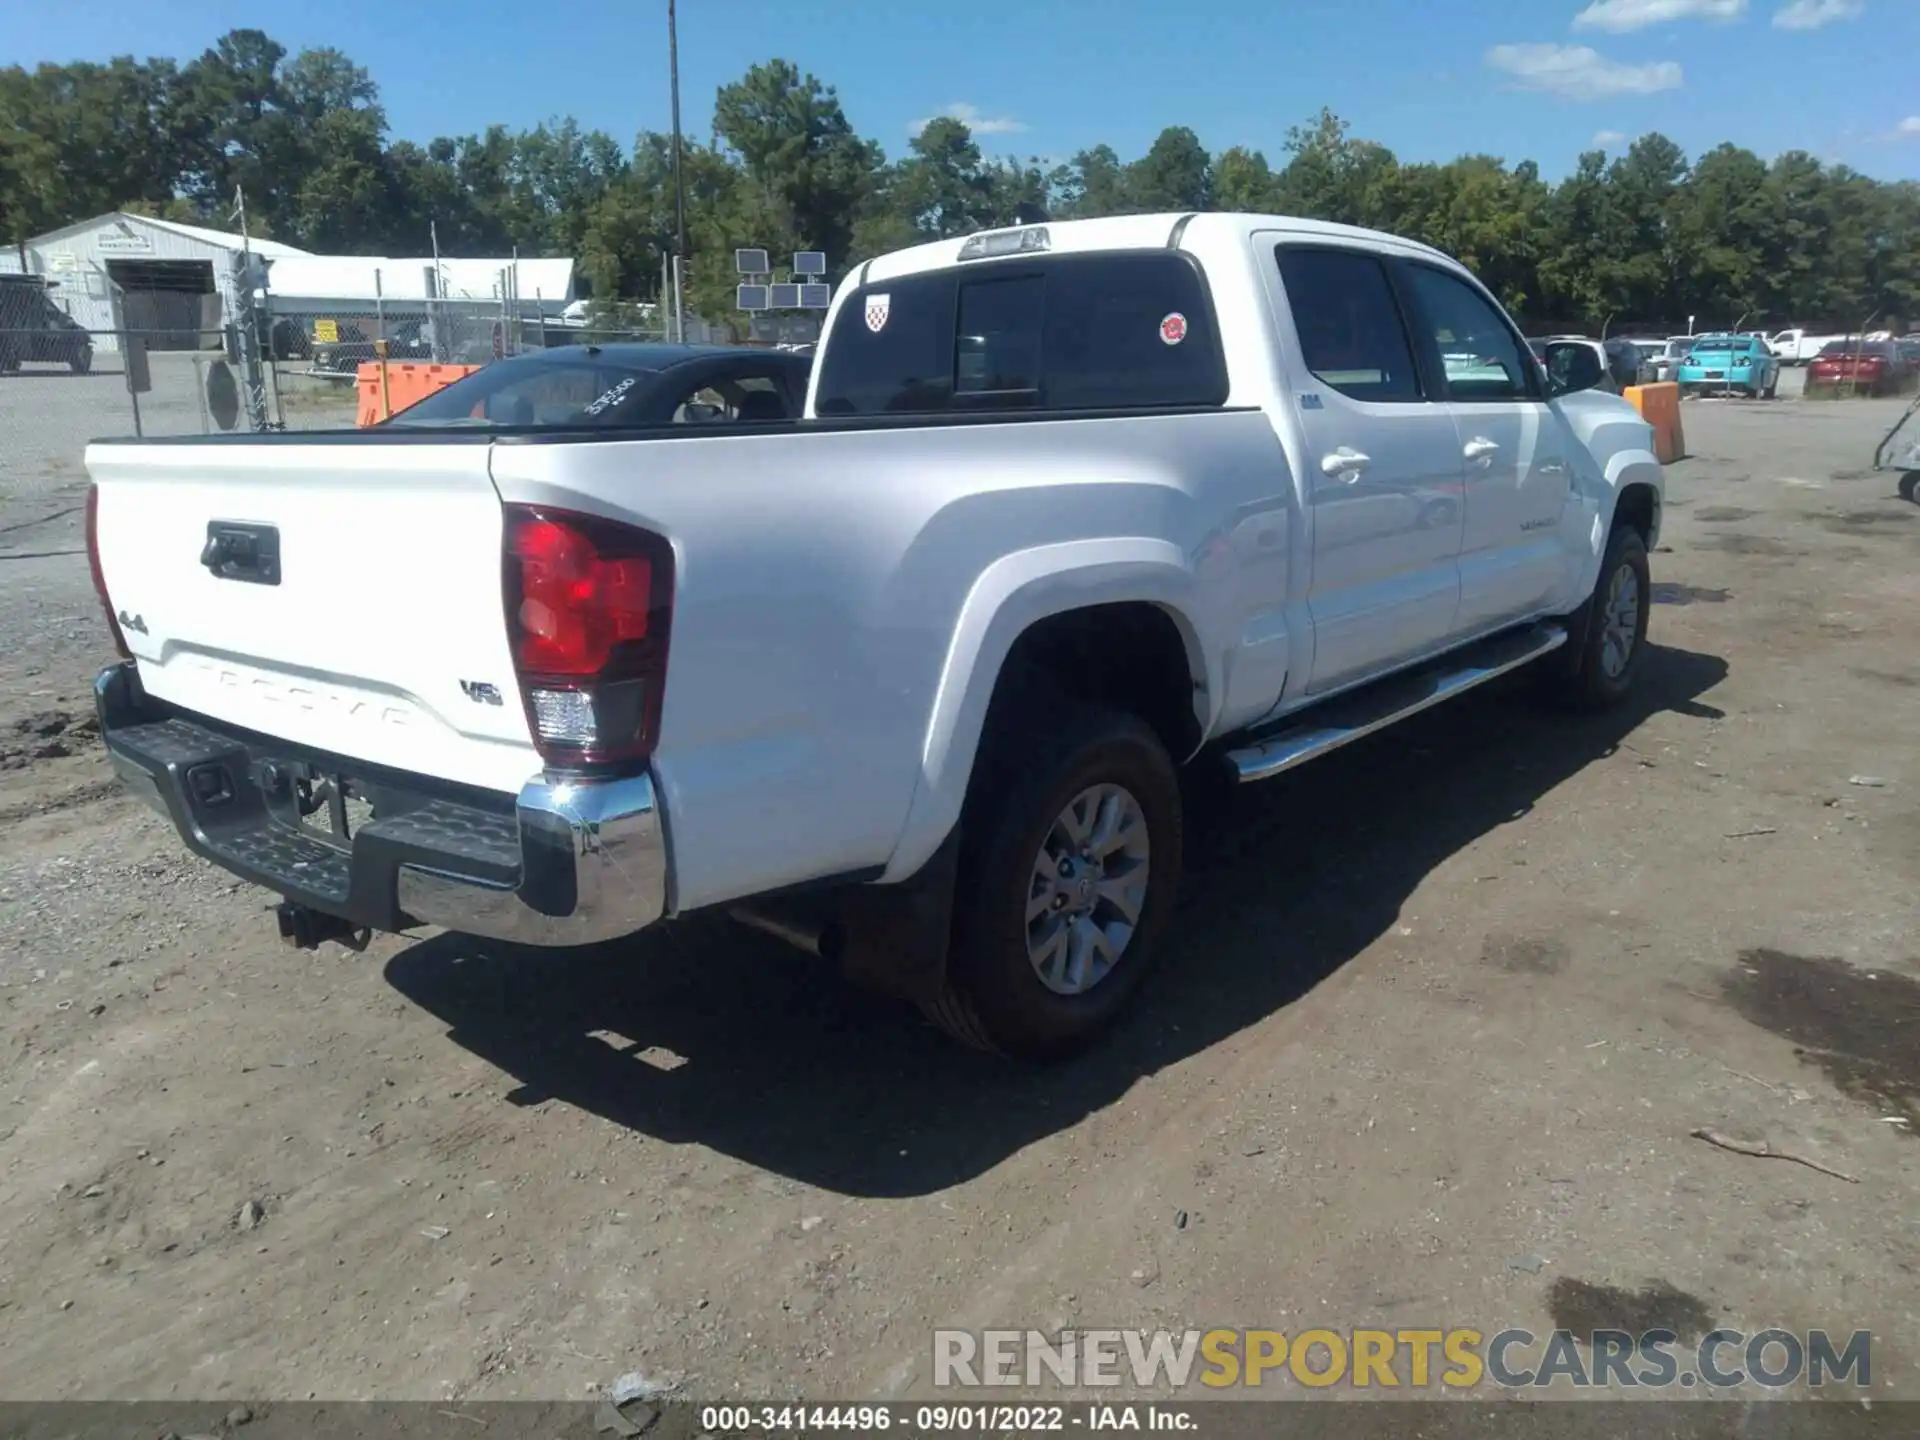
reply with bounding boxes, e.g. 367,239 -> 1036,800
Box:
85,440 -> 540,794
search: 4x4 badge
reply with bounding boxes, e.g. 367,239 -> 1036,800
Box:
117,609 -> 148,635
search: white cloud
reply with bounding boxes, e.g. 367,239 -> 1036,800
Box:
1485,43 -> 1683,100
1573,0 -> 1745,32
1772,0 -> 1863,27
1897,116 -> 1920,136
909,103 -> 1027,138
1592,129 -> 1630,147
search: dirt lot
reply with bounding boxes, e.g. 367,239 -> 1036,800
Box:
0,392 -> 1916,1405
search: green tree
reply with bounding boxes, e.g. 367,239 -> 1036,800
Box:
1057,145 -> 1130,217
1210,147 -> 1277,212
0,56 -> 184,239
712,60 -> 880,265
890,117 -> 997,239
5,27 -> 1918,334
1273,109 -> 1398,227
1127,127 -> 1210,211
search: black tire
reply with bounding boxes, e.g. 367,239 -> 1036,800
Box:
1545,524 -> 1651,712
69,347 -> 91,375
1764,375 -> 1778,400
925,698 -> 1183,1060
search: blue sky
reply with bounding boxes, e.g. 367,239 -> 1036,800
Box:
11,0 -> 1917,181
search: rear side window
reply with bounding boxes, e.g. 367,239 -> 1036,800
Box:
1275,247 -> 1422,403
813,252 -> 1228,416
818,273 -> 956,414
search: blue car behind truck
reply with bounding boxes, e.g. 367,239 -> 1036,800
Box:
1677,334 -> 1780,399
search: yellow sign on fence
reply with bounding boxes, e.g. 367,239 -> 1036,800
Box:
313,318 -> 338,344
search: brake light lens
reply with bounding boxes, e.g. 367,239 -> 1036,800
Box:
85,483 -> 131,660
503,505 -> 673,767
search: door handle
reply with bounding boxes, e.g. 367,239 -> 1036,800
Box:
1463,437 -> 1500,463
1537,458 -> 1568,476
1320,447 -> 1370,480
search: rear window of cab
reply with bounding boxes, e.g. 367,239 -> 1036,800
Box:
813,251 -> 1229,416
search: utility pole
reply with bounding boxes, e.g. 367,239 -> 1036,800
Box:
230,185 -> 271,432
668,0 -> 688,343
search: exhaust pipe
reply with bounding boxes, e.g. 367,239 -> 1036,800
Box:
730,903 -> 845,962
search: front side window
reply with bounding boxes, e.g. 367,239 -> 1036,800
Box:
1275,247 -> 1423,403
1402,264 -> 1535,402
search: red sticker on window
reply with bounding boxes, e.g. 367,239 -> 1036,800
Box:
1160,312 -> 1188,346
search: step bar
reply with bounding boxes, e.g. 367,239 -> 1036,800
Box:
1223,623 -> 1569,784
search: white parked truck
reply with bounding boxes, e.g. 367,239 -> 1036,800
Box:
84,212 -> 1665,1058
1768,328 -> 1844,365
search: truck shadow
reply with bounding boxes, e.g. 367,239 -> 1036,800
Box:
383,642 -> 1728,1198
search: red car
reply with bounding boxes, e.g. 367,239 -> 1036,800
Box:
1807,339 -> 1910,397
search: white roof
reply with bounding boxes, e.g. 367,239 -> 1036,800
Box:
860,212 -> 1452,284
26,210 -> 311,257
133,214 -> 312,258
263,254 -> 574,303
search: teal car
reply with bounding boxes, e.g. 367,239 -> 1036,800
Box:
1677,333 -> 1780,399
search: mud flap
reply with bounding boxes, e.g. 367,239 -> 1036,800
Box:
836,828 -> 962,1006
729,830 -> 962,1007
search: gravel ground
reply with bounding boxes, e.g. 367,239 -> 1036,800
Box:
0,356 -> 357,502
0,386 -> 1916,1405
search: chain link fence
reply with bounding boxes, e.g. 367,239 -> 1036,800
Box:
1,332 -> 249,500
2,256 -> 796,502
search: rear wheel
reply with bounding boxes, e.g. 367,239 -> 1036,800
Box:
69,346 -> 91,376
925,698 -> 1182,1060
1544,523 -> 1650,712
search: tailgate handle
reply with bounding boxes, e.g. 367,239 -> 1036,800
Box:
201,521 -> 281,586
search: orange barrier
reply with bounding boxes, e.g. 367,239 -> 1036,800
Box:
1623,381 -> 1685,464
355,361 -> 482,426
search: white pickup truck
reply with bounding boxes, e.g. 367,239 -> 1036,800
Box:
1767,328 -> 1843,365
84,212 -> 1664,1058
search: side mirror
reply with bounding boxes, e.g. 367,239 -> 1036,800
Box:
1544,341 -> 1607,397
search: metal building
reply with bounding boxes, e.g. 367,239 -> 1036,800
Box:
4,212 -> 311,353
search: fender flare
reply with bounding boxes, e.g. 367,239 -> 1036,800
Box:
881,537 -> 1211,882
1575,449 -> 1663,599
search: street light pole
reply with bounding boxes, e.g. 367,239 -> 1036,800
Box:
668,0 -> 688,343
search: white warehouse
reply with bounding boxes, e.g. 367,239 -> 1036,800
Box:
3,211 -> 579,353
3,212 -> 311,353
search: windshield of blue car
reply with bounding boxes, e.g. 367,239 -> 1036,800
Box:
382,355 -> 666,427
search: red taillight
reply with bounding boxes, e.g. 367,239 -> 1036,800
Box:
85,484 -> 131,660
503,505 -> 673,767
